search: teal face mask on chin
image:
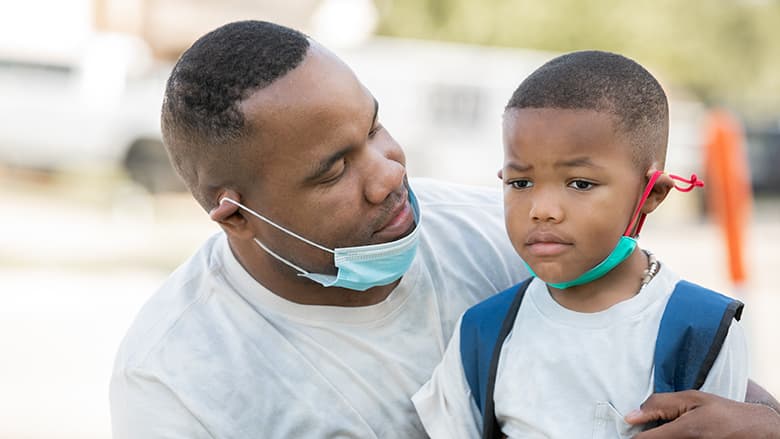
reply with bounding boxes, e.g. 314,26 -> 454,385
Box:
523,235 -> 637,289
221,186 -> 421,292
531,171 -> 703,290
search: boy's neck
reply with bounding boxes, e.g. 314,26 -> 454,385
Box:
547,249 -> 650,313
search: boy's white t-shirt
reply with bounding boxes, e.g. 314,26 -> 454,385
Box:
109,178 -> 527,439
412,264 -> 749,439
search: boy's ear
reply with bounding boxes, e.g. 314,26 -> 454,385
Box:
640,167 -> 674,215
209,189 -> 256,240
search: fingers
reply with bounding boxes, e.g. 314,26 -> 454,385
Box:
624,390 -> 703,425
630,419 -> 694,439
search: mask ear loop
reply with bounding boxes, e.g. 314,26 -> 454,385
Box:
623,171 -> 705,238
623,170 -> 663,238
219,197 -> 335,254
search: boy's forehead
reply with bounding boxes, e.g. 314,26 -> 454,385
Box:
502,107 -> 635,164
504,107 -> 622,140
504,106 -> 616,125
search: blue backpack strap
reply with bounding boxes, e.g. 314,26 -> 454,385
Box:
460,277 -> 532,439
653,280 -> 744,393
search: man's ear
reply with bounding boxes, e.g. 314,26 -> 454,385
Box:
209,189 -> 256,239
641,166 -> 674,215
497,168 -> 504,180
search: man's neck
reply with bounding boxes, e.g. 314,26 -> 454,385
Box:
227,235 -> 398,307
547,249 -> 649,313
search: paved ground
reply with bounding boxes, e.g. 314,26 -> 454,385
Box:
1,168 -> 778,438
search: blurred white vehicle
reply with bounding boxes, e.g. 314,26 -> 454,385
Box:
0,32 -> 182,192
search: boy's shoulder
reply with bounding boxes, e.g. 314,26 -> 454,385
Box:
654,279 -> 744,392
461,279 -> 530,325
458,278 -> 533,414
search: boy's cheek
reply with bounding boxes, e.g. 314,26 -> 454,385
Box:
505,222 -> 529,257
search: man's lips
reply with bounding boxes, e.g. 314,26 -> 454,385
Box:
373,198 -> 414,240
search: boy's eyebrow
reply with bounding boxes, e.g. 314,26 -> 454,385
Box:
505,161 -> 532,172
554,157 -> 604,168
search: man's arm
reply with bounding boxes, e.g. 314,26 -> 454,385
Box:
624,382 -> 780,439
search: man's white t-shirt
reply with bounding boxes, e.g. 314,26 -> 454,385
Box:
110,178 -> 527,438
413,264 -> 749,439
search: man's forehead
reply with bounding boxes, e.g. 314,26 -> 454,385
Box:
232,47 -> 376,181
239,48 -> 367,123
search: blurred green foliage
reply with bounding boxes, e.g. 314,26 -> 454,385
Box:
376,0 -> 780,119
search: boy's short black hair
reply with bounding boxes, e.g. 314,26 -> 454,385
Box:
161,20 -> 310,208
506,50 -> 668,169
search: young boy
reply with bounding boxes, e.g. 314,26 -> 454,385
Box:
412,51 -> 749,438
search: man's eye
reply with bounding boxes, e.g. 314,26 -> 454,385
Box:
568,180 -> 594,190
368,123 -> 383,138
509,180 -> 533,189
321,161 -> 346,184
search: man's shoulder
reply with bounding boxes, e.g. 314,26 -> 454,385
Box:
410,178 -> 526,298
411,177 -> 501,207
113,233 -> 229,371
411,178 -> 505,238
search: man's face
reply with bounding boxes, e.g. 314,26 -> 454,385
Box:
501,108 -> 644,285
234,43 -> 413,275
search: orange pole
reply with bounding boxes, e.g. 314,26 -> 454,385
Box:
703,109 -> 752,286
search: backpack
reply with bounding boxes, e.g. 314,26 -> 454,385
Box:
459,278 -> 744,439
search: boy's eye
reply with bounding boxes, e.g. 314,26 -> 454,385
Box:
568,180 -> 594,190
509,179 -> 533,189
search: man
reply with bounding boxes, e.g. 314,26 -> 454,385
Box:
110,20 -> 779,438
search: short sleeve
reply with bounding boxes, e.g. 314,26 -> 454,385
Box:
412,316 -> 483,439
699,319 -> 750,401
110,367 -> 214,439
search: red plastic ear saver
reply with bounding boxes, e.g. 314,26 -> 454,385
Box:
624,171 -> 705,238
669,173 -> 704,192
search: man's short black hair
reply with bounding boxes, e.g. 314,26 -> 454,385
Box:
506,50 -> 669,169
161,20 -> 310,209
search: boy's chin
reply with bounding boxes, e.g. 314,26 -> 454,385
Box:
531,270 -> 574,286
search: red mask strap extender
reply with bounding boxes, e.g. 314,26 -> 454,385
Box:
623,171 -> 705,238
669,173 -> 704,192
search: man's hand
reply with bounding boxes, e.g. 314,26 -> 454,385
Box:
624,389 -> 780,438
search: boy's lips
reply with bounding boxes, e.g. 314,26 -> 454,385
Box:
525,231 -> 572,257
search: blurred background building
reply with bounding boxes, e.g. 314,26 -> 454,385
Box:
0,0 -> 778,437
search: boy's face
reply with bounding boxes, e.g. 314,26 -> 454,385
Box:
502,108 -> 645,285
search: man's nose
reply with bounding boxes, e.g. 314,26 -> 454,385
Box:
363,138 -> 406,205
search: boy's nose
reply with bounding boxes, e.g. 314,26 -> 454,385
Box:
529,196 -> 564,223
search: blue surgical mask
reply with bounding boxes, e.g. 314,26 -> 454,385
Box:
531,171 -> 703,289
221,188 -> 421,292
